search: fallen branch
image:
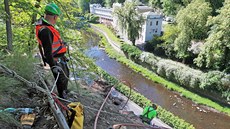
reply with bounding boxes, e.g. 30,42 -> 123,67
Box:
0,64 -> 69,129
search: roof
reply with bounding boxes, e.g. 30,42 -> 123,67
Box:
136,6 -> 153,13
142,11 -> 159,16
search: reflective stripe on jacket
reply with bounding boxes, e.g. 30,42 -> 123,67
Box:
35,25 -> 67,56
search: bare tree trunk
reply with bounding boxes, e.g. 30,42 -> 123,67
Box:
4,0 -> 13,51
29,0 -> 41,51
132,39 -> 135,46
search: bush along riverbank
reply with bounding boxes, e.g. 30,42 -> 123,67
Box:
120,44 -> 230,115
96,34 -> 195,129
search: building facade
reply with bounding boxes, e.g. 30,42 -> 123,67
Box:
90,3 -> 163,43
139,11 -> 163,42
89,4 -> 113,26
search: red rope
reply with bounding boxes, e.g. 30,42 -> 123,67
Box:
51,93 -> 68,111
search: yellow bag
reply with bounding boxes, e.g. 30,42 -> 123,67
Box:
67,102 -> 84,129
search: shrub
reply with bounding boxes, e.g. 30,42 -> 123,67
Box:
138,51 -> 229,101
121,44 -> 142,59
1,52 -> 35,81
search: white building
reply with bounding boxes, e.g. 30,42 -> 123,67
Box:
89,4 -> 113,25
139,11 -> 163,42
90,3 -> 163,43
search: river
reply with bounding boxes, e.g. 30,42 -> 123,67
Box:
83,33 -> 230,129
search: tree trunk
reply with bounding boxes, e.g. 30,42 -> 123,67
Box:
223,46 -> 230,72
4,0 -> 13,51
29,0 -> 41,51
132,39 -> 135,46
182,57 -> 186,64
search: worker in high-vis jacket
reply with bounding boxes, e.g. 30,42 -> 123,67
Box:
140,103 -> 158,125
35,2 -> 69,98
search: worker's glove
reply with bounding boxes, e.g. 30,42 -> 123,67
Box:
51,66 -> 62,74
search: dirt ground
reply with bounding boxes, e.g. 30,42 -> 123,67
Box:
0,67 -> 145,129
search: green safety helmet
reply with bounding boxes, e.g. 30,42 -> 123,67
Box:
45,2 -> 61,16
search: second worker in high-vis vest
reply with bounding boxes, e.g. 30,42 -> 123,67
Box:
35,2 -> 69,98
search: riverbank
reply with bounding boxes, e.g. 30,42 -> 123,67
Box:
89,25 -> 195,129
91,23 -> 230,116
90,23 -> 230,129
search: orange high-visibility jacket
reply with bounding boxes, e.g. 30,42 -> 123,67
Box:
36,25 -> 67,56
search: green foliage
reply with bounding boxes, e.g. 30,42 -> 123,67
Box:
174,0 -> 212,60
97,35 -> 195,129
97,31 -> 230,115
162,0 -> 183,16
0,22 -> 7,49
148,0 -> 162,9
206,0 -> 224,16
121,44 -> 142,59
113,1 -> 144,45
1,0 -> 83,52
77,0 -> 90,13
144,36 -> 163,52
84,13 -> 99,23
195,1 -> 230,71
105,0 -> 115,8
0,76 -> 21,93
1,52 -> 35,80
201,71 -> 225,91
160,24 -> 179,57
0,112 -> 20,127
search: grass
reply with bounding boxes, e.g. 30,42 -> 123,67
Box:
0,112 -> 21,127
95,27 -> 230,116
91,23 -> 122,46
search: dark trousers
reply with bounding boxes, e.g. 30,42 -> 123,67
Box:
52,57 -> 69,98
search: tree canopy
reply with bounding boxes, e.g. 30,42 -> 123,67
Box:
195,0 -> 230,71
174,0 -> 211,61
114,1 -> 144,46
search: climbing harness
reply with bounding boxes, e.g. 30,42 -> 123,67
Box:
140,107 -> 154,125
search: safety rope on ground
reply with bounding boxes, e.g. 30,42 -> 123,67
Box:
0,63 -> 48,94
55,95 -> 123,116
51,72 -> 60,93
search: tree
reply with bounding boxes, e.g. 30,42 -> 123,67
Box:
160,24 -> 179,57
78,0 -> 90,13
105,0 -> 116,8
205,0 -> 224,16
116,0 -> 125,3
195,0 -> 230,71
174,0 -> 211,63
148,0 -> 162,9
114,1 -> 144,46
162,0 -> 182,16
4,0 -> 13,51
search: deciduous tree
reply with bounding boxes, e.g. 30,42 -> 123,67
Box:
114,1 -> 144,46
195,0 -> 230,71
4,0 -> 13,51
174,0 -> 211,63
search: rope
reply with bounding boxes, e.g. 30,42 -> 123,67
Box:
51,66 -> 69,80
51,72 -> 60,93
94,86 -> 115,129
52,93 -> 69,111
0,64 -> 48,94
55,95 -> 122,116
121,81 -> 132,110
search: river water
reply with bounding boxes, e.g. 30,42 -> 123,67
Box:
83,35 -> 230,129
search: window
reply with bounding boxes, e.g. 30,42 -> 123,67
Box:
150,21 -> 152,26
156,21 -> 158,26
155,29 -> 158,33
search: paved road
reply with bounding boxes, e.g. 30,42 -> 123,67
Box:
91,24 -> 172,129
